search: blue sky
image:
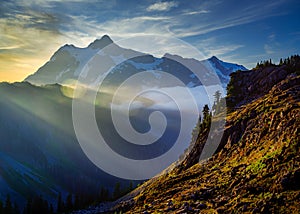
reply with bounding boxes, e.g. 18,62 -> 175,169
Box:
0,0 -> 299,82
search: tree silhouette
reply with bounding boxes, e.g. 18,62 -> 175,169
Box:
113,182 -> 121,199
201,105 -> 211,129
23,198 -> 32,214
65,193 -> 73,211
13,202 -> 19,214
74,195 -> 80,210
279,58 -> 283,65
99,187 -> 110,202
56,192 -> 64,213
214,90 -> 221,104
129,181 -> 133,191
30,195 -> 49,214
0,200 -> 3,214
4,194 -> 12,214
49,204 -> 54,214
213,90 -> 222,115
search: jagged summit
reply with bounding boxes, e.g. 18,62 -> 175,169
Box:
24,35 -> 118,85
209,55 -> 219,60
55,35 -> 114,50
208,55 -> 248,76
88,34 -> 114,49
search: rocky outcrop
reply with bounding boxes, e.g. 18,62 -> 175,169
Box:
227,62 -> 299,110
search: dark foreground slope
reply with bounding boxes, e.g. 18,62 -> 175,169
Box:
0,83 -> 129,210
111,60 -> 300,213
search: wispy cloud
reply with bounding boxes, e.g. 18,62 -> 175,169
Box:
194,37 -> 244,59
268,33 -> 276,41
206,44 -> 244,56
264,33 -> 280,54
146,1 -> 178,12
171,0 -> 287,37
63,0 -> 285,45
6,0 -> 101,8
264,44 -> 275,54
62,15 -> 173,46
183,10 -> 210,15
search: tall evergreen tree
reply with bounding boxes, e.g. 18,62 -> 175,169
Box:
13,202 -> 19,214
129,181 -> 133,191
57,192 -> 63,213
213,90 -> 222,114
49,204 -> 54,214
213,90 -> 222,105
202,104 -> 211,128
113,182 -> 121,199
23,198 -> 32,214
279,58 -> 283,65
4,194 -> 13,214
0,200 -> 3,214
74,195 -> 80,210
202,105 -> 210,122
31,195 -> 49,214
65,193 -> 73,211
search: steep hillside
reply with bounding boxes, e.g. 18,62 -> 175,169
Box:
109,58 -> 300,213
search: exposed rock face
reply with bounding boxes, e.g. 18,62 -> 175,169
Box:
226,63 -> 300,110
107,60 -> 300,213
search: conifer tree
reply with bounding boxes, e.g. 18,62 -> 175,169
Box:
0,200 -> 3,214
4,194 -> 12,214
213,90 -> 222,114
113,182 -> 121,199
202,105 -> 210,128
48,204 -> 54,214
66,193 -> 73,211
129,181 -> 133,191
57,192 -> 63,213
74,195 -> 80,210
13,202 -> 19,214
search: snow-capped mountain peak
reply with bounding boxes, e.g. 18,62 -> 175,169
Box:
88,34 -> 114,49
25,35 -> 247,87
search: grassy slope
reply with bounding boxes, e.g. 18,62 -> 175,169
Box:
114,74 -> 300,213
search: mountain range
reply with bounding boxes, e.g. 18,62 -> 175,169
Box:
24,35 -> 247,87
0,35 -> 248,212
